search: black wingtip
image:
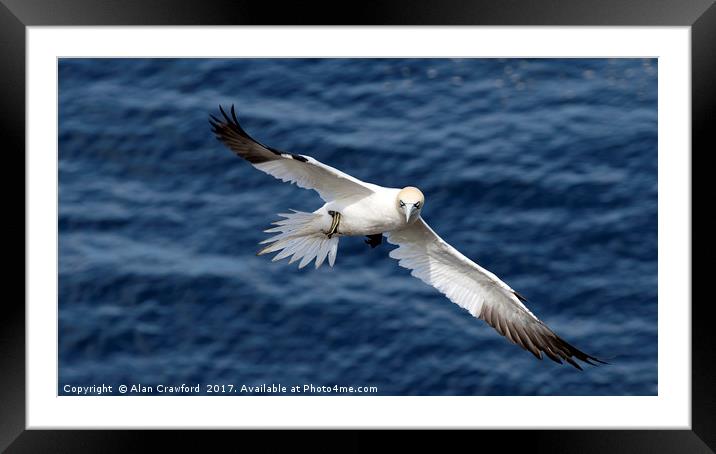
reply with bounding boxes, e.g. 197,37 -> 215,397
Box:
208,114 -> 221,132
217,104 -> 240,127
533,331 -> 606,370
212,104 -> 257,141
219,104 -> 230,123
542,349 -> 562,364
230,104 -> 239,125
561,341 -> 607,369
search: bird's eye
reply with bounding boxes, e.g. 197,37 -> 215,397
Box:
414,202 -> 421,208
399,201 -> 405,207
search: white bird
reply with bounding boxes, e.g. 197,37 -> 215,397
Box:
210,105 -> 605,369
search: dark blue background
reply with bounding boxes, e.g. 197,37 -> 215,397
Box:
58,58 -> 657,395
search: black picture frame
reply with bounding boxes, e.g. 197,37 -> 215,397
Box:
3,0 -> 712,451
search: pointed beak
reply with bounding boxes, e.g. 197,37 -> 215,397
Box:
403,204 -> 415,223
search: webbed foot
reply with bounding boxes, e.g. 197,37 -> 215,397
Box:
326,211 -> 341,238
365,234 -> 382,248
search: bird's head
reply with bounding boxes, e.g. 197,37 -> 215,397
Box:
397,186 -> 425,223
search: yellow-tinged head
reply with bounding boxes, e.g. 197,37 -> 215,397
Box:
397,186 -> 425,223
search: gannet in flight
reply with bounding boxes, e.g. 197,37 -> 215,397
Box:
210,105 -> 604,370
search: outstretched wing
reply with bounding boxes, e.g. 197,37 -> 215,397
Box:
385,218 -> 604,369
210,105 -> 375,202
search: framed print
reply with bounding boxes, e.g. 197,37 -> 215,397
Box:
4,0 -> 713,451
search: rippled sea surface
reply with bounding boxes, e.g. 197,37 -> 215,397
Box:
59,58 -> 657,395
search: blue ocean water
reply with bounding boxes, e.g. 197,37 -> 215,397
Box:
58,58 -> 657,396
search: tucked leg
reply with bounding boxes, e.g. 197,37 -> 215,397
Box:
326,210 -> 341,238
365,233 -> 383,248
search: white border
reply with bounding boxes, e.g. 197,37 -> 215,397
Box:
27,27 -> 690,429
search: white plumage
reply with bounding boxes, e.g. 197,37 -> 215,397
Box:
210,105 -> 604,369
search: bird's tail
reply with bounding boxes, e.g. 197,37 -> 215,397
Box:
257,210 -> 339,269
